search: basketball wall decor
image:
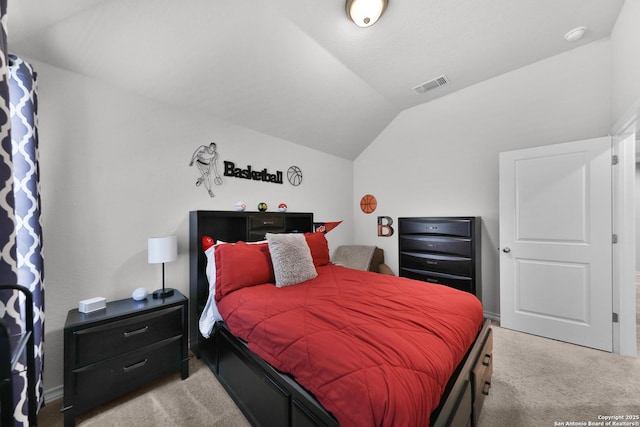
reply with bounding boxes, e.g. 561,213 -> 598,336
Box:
287,166 -> 303,186
360,194 -> 377,214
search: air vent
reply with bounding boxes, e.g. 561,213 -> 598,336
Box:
413,75 -> 449,95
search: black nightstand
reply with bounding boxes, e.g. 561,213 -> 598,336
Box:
62,291 -> 188,427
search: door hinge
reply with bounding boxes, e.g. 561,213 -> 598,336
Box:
613,312 -> 619,323
612,234 -> 618,244
612,155 -> 619,165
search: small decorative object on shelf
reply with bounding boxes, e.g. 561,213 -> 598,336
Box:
258,202 -> 268,212
278,203 -> 287,212
131,288 -> 148,301
202,235 -> 215,251
234,201 -> 246,212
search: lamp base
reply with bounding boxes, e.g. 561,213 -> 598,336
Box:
152,288 -> 175,299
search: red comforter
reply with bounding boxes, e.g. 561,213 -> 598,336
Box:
217,264 -> 484,427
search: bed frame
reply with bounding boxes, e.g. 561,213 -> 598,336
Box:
189,210 -> 493,427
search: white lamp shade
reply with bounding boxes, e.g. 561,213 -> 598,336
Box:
148,236 -> 178,264
347,0 -> 388,28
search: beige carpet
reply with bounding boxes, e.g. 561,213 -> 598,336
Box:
39,284 -> 640,426
38,355 -> 251,427
478,282 -> 640,426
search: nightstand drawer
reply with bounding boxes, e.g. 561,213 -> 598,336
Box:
71,336 -> 182,401
73,306 -> 183,367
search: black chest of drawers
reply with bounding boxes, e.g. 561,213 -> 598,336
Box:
398,217 -> 481,298
62,291 -> 188,426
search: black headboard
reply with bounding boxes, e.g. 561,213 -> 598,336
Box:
188,210 -> 314,354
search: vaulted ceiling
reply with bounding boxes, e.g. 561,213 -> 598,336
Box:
7,0 -> 625,160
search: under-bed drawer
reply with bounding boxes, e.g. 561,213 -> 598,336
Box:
217,333 -> 290,427
471,328 -> 493,427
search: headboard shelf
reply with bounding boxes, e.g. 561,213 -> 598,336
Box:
188,210 -> 314,354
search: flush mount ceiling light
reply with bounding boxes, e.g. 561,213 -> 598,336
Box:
564,26 -> 587,42
346,0 -> 388,28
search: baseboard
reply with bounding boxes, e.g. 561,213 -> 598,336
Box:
43,384 -> 63,406
483,311 -> 500,322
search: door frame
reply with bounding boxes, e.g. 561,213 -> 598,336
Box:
611,97 -> 639,357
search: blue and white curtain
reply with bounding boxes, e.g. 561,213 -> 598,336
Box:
1,1 -> 45,424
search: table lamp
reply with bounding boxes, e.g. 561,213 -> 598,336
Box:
148,236 -> 177,299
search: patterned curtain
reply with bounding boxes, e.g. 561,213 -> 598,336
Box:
1,1 -> 45,425
8,54 -> 44,420
0,0 -> 15,286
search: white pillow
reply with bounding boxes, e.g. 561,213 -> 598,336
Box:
199,245 -> 223,338
266,233 -> 318,287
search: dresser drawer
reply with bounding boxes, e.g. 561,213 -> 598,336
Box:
400,268 -> 473,293
400,235 -> 472,257
472,329 -> 493,426
72,306 -> 184,367
399,219 -> 471,237
400,252 -> 472,277
70,336 -> 182,402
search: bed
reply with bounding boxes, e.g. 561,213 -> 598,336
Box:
189,210 -> 493,427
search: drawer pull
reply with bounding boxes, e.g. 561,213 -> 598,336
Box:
263,221 -> 274,225
482,353 -> 492,366
426,260 -> 438,265
482,380 -> 491,396
123,326 -> 149,338
123,359 -> 148,372
426,226 -> 438,230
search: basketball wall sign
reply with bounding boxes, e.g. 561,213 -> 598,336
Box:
223,161 -> 303,186
360,194 -> 377,214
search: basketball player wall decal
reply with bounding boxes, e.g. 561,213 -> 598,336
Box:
360,194 -> 377,214
189,142 -> 223,197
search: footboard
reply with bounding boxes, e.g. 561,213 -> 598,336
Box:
431,318 -> 493,427
199,319 -> 492,427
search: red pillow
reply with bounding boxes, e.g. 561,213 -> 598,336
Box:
305,232 -> 330,267
214,242 -> 274,301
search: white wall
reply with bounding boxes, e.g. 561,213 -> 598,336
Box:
353,40 -> 612,318
33,60 -> 354,397
610,0 -> 640,124
636,163 -> 640,273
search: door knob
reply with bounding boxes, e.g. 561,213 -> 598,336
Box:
502,247 -> 511,253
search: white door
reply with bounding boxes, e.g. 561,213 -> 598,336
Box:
499,136 -> 613,351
